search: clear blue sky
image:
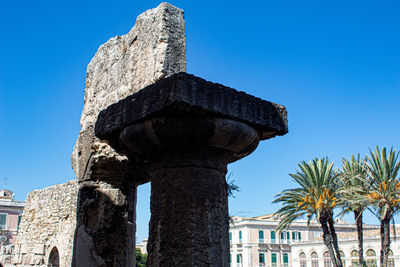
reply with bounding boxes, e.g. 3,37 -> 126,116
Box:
1,0 -> 399,243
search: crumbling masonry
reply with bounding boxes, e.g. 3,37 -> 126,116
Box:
11,2 -> 287,267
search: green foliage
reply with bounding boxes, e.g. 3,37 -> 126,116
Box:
365,146 -> 400,220
136,248 -> 147,267
226,172 -> 239,198
339,154 -> 369,215
339,154 -> 369,267
273,157 -> 340,231
273,157 -> 343,266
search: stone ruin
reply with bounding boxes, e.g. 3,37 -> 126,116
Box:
9,2 -> 287,267
12,182 -> 77,266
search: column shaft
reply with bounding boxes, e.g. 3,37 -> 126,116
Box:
147,157 -> 229,267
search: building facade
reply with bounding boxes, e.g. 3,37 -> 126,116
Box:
0,189 -> 25,246
229,214 -> 396,267
291,228 -> 399,267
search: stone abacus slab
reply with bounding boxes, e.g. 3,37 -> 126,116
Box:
95,72 -> 288,147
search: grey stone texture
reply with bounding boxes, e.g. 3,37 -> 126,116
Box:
12,181 -> 78,267
95,72 -> 288,150
71,2 -> 186,182
70,3 -> 186,267
95,73 -> 288,266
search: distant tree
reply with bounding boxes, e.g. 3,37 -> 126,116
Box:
339,154 -> 369,266
136,248 -> 147,267
273,158 -> 343,267
226,172 -> 239,198
365,147 -> 400,267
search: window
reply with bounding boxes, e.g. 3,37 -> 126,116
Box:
339,251 -> 345,267
323,251 -> 332,267
259,230 -> 264,243
300,252 -> 307,267
292,231 -> 302,242
229,232 -> 232,244
259,253 -> 265,266
0,214 -> 7,230
365,249 -> 377,267
350,250 -> 358,267
283,253 -> 289,267
48,247 -> 59,267
388,249 -> 394,267
17,215 -> 22,230
271,230 -> 276,243
271,253 -> 277,267
311,252 -> 319,267
239,231 -> 242,243
280,231 -> 290,243
237,254 -> 243,267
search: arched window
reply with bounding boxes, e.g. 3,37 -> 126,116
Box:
339,251 -> 345,267
311,252 -> 319,267
388,249 -> 395,267
283,253 -> 289,267
300,252 -> 307,267
271,253 -> 277,267
237,254 -> 243,267
259,253 -> 265,266
271,230 -> 276,243
323,251 -> 332,267
48,247 -> 59,267
350,250 -> 358,267
365,249 -> 377,267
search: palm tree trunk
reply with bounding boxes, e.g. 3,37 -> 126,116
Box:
320,216 -> 340,267
380,216 -> 391,267
354,209 -> 364,266
328,215 -> 343,267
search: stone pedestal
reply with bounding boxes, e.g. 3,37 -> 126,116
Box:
95,72 -> 288,266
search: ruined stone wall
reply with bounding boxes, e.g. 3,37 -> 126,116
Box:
71,2 -> 186,183
12,181 -> 77,267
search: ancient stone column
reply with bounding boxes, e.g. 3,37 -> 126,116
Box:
71,3 -> 185,266
95,73 -> 288,266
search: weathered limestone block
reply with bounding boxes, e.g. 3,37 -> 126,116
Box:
71,3 -> 186,266
13,181 -> 78,267
71,2 -> 186,182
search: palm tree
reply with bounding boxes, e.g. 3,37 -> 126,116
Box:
365,147 -> 400,267
273,158 -> 343,267
340,154 -> 369,266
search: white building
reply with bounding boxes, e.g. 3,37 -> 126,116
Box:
291,228 -> 398,267
229,214 -> 398,267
